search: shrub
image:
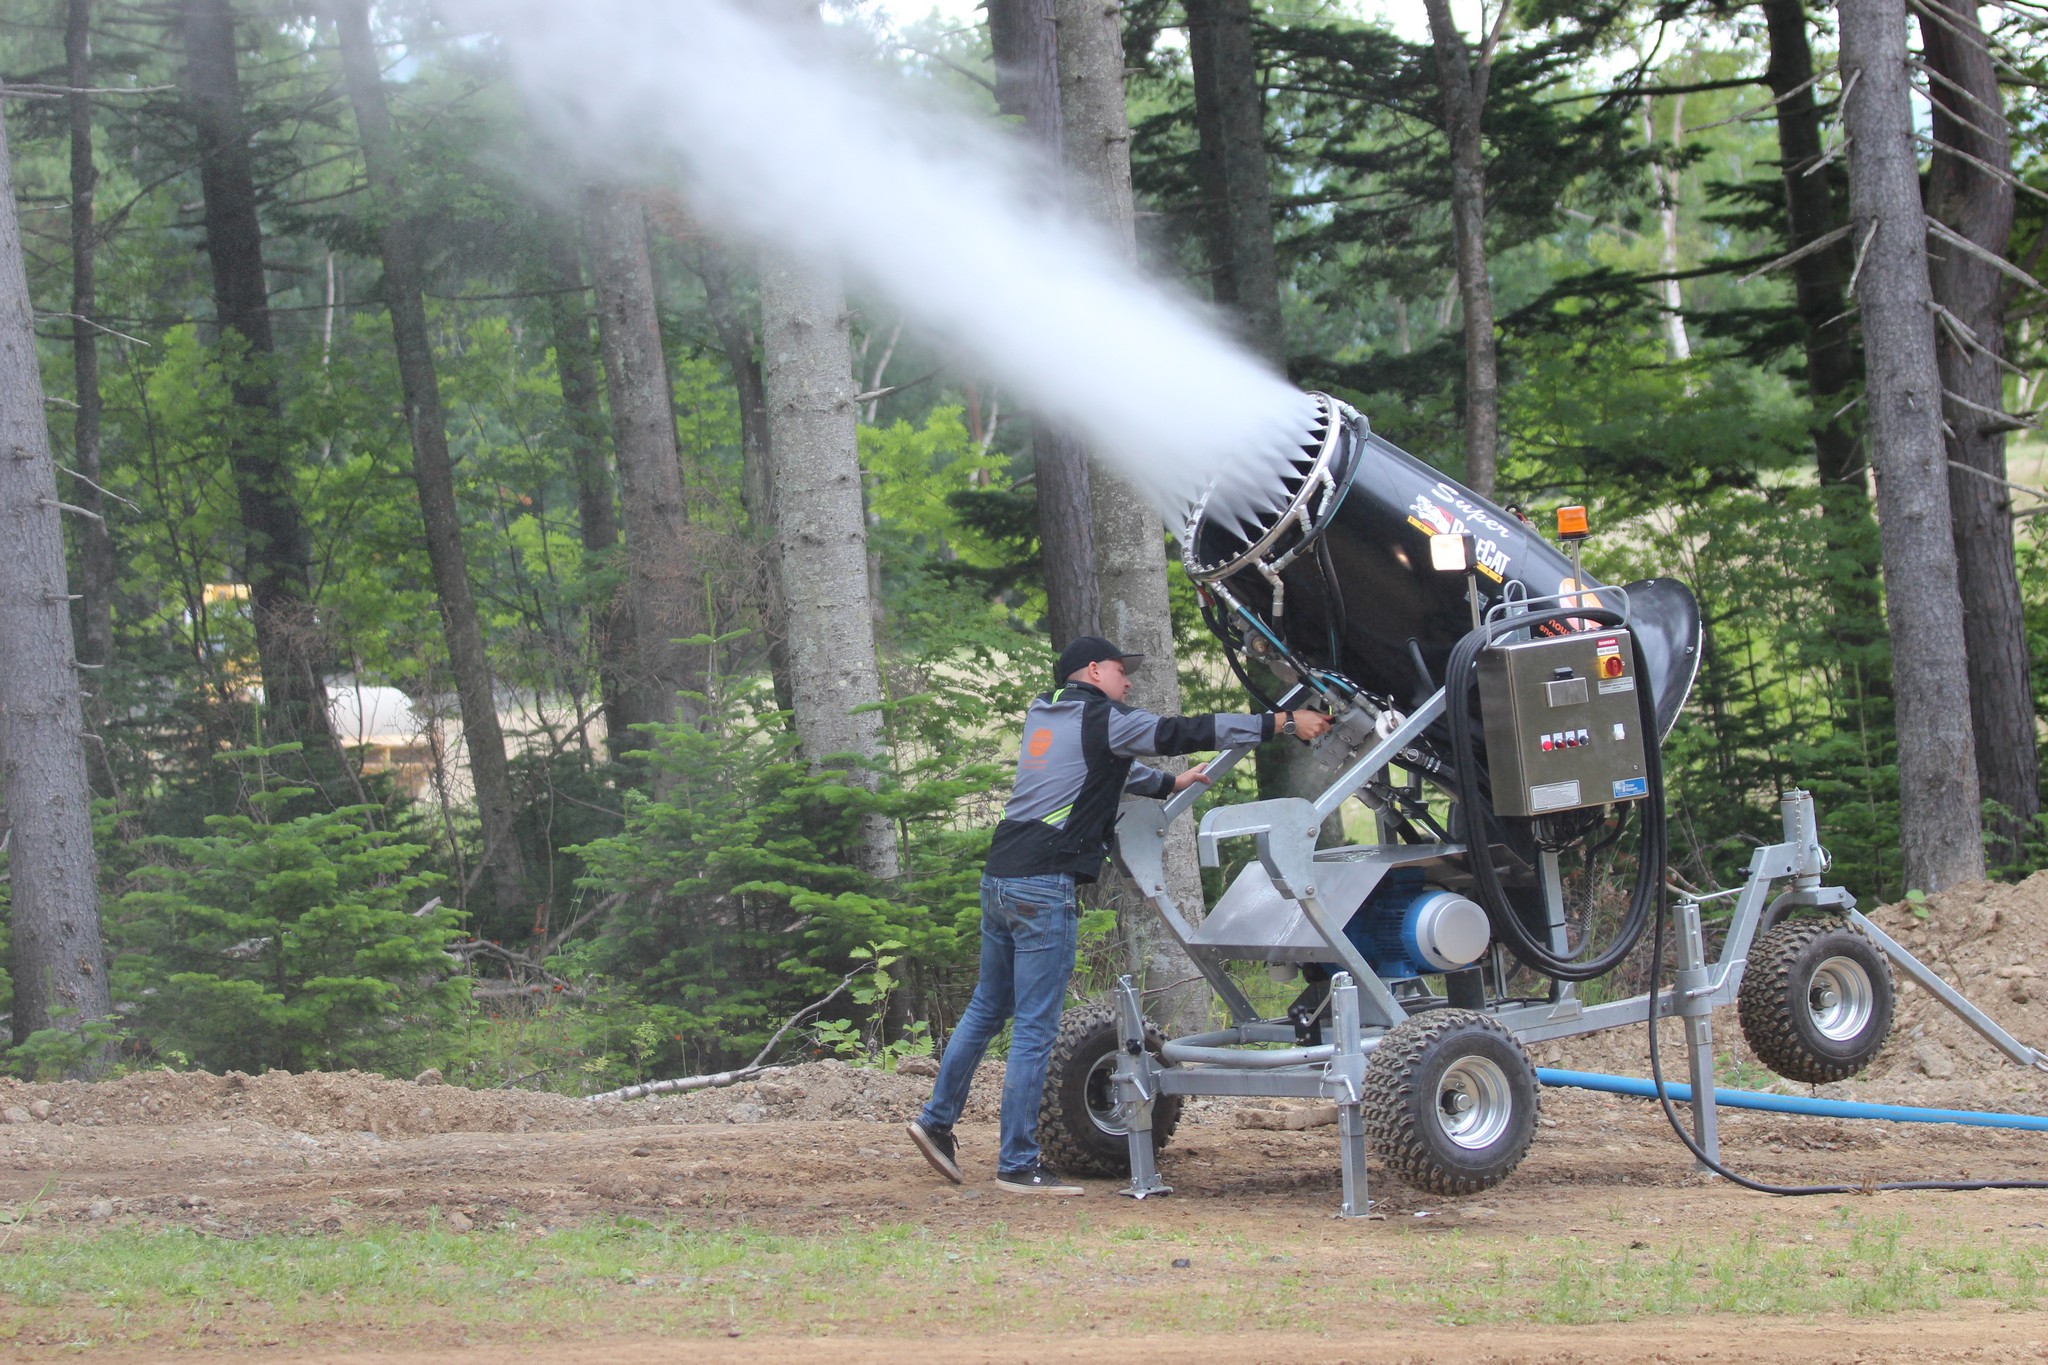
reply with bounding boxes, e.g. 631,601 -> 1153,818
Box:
111,775 -> 462,1074
569,695 -> 1000,1079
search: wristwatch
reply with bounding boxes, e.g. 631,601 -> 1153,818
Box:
1278,710 -> 1297,737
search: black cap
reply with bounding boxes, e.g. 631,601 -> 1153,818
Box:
1057,635 -> 1144,682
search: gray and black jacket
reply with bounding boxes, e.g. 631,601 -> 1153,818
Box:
983,681 -> 1274,883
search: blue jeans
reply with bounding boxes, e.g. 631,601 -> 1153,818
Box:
919,872 -> 1080,1173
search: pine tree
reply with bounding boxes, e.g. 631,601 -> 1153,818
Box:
334,0 -> 530,911
0,89 -> 113,1050
180,0 -> 342,778
759,252 -> 900,879
584,188 -> 704,732
1918,0 -> 2038,866
1838,0 -> 1985,890
990,0 -> 1099,648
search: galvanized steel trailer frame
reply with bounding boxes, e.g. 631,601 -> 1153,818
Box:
1105,684 -> 2048,1217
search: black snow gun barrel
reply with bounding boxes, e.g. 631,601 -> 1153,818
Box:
1181,393 -> 1704,980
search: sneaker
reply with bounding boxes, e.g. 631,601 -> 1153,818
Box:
995,1163 -> 1083,1196
907,1120 -> 962,1184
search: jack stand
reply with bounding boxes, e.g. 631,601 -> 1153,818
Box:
1539,851 -> 1580,1011
1113,975 -> 1171,1200
1673,896 -> 1722,1172
1327,972 -> 1372,1217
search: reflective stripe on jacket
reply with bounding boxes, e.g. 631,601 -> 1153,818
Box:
983,682 -> 1272,883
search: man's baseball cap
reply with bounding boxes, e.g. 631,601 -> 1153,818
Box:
1057,635 -> 1144,681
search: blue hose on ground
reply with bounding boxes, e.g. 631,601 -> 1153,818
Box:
1536,1067 -> 2048,1133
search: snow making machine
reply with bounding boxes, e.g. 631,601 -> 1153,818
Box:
1033,393 -> 2048,1215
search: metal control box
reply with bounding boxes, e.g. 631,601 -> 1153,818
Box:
1476,629 -> 1648,817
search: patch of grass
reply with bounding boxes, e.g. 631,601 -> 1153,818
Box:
1409,1213 -> 2043,1326
1716,1052 -> 1779,1091
0,1209 -> 2038,1353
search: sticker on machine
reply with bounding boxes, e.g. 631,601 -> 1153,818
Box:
1597,675 -> 1635,694
1611,776 -> 1649,800
1528,780 -> 1582,813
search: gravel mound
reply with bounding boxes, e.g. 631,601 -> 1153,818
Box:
1858,873 -> 2048,1106
0,1058 -> 1002,1136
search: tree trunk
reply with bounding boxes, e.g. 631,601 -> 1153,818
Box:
1056,0 -> 1208,1030
65,0 -> 114,677
1918,0 -> 2037,869
334,0 -> 529,909
1186,0 -> 1338,839
1838,0 -> 1985,890
180,0 -> 339,772
0,95 -> 113,1047
1421,0 -> 1501,497
696,243 -> 795,710
537,203 -> 637,758
583,187 -> 703,734
1187,0 -> 1284,364
1032,424 -> 1101,650
1762,0 -> 1888,696
758,255 -> 900,879
991,0 -> 1099,649
1644,93 -> 1692,363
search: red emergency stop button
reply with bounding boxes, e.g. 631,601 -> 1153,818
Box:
1600,655 -> 1626,679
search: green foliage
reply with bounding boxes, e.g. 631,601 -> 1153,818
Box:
567,691 -> 1001,1077
109,750 -> 463,1074
4,1022 -> 126,1084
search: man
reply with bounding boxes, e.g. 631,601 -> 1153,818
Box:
907,635 -> 1333,1194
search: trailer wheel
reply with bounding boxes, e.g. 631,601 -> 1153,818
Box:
1036,1004 -> 1182,1178
1364,1010 -> 1539,1197
1738,917 -> 1894,1083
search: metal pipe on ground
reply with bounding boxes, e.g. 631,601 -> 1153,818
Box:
1537,1067 -> 2048,1132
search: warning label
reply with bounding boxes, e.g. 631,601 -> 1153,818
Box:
1528,779 -> 1583,813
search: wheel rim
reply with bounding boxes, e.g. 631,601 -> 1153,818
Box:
1435,1055 -> 1514,1151
1083,1051 -> 1131,1137
1808,955 -> 1877,1042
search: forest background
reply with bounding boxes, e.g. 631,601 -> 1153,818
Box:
1,0 -> 2043,1092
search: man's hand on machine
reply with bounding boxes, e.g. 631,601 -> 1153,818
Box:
1171,762 -> 1214,794
1274,708 -> 1332,742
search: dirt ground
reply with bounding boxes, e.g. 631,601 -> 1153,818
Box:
238,1320 -> 2048,1365
0,877 -> 2044,1362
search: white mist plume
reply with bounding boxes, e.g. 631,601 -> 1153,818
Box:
479,0 -> 1317,528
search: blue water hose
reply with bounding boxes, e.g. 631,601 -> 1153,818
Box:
1535,1067 -> 2048,1133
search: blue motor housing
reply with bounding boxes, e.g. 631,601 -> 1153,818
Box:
1343,869 -> 1492,979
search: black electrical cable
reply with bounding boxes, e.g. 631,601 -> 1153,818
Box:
1445,605 -> 1661,982
1641,891 -> 2048,1195
1316,534 -> 1348,667
1203,596 -> 1284,712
